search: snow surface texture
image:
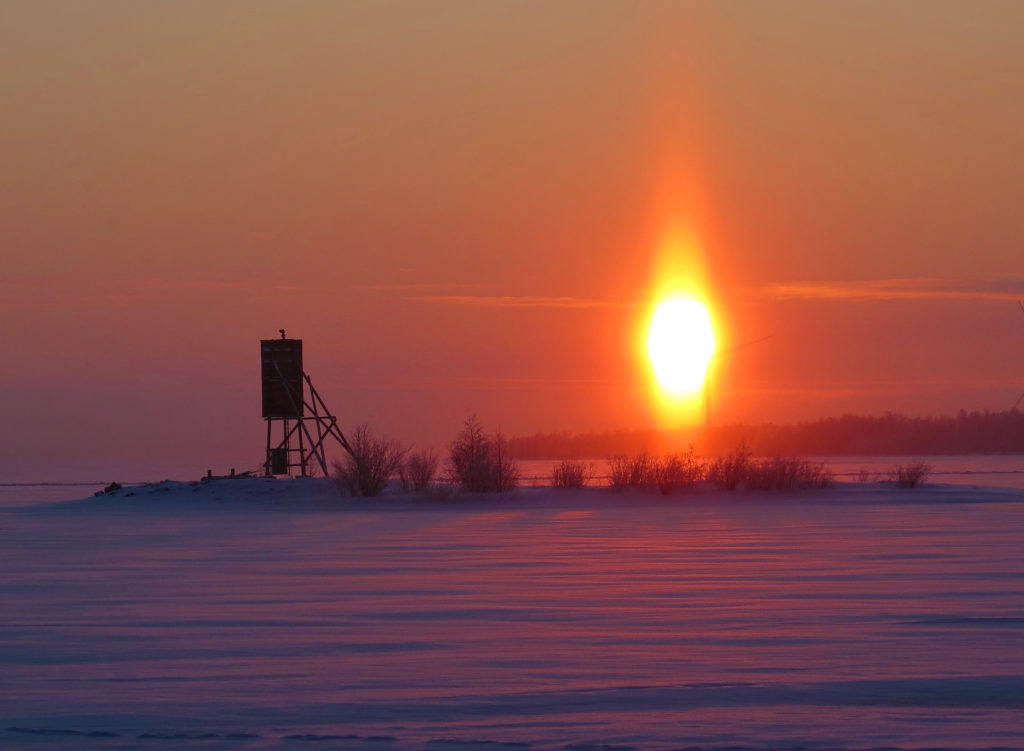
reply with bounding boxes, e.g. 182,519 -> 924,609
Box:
3,478 -> 1024,751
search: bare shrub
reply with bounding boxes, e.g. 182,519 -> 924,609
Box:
608,447 -> 832,494
654,445 -> 706,494
491,432 -> 520,492
331,424 -> 406,497
656,453 -> 685,494
448,415 -> 520,492
742,457 -> 768,490
893,462 -> 931,488
801,461 -> 834,489
607,455 -> 631,492
552,460 -> 590,489
606,453 -> 657,491
746,457 -> 796,491
400,449 -> 439,492
627,453 -> 655,487
745,457 -> 834,491
684,448 -> 708,487
448,415 -> 490,491
708,444 -> 753,490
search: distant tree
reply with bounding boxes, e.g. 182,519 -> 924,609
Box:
448,415 -> 520,492
331,424 -> 406,497
745,456 -> 834,490
400,449 -> 439,492
655,446 -> 705,494
551,460 -> 590,489
606,453 -> 657,492
708,443 -> 753,490
892,462 -> 931,488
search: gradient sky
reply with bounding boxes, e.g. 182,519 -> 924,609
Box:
3,1 -> 1023,481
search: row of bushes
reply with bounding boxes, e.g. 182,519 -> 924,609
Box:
570,445 -> 835,493
331,421 -> 928,496
853,462 -> 932,487
553,455 -> 930,491
332,415 -> 517,496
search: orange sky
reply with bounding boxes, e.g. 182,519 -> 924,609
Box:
2,2 -> 1023,480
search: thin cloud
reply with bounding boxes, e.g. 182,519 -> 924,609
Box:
366,283 -> 484,292
0,277 -> 278,310
336,374 -> 626,391
759,277 -> 1024,302
413,295 -> 629,309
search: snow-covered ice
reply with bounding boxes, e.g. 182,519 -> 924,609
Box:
3,478 -> 1024,751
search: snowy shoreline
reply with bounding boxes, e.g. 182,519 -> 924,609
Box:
20,476 -> 1024,513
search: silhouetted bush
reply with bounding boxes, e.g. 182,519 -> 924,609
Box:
627,453 -> 655,487
551,460 -> 591,489
448,415 -> 520,492
400,449 -> 439,492
892,462 -> 931,488
655,453 -> 685,494
607,447 -> 747,493
607,446 -> 835,494
708,444 -> 753,490
799,461 -> 835,489
745,457 -> 834,491
602,450 -> 659,491
607,453 -> 657,491
331,424 -> 407,497
607,455 -> 631,492
655,446 -> 706,494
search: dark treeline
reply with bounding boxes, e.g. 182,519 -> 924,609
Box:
509,410 -> 1024,459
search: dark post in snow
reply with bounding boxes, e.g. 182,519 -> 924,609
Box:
260,330 -> 355,477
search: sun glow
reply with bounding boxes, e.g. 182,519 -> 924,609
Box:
646,296 -> 716,396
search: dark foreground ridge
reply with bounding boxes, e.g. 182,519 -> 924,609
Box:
6,722 -> 1024,751
25,475 -> 1024,513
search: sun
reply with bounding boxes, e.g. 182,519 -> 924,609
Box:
646,296 -> 716,396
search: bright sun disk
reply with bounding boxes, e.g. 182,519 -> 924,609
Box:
647,296 -> 716,396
